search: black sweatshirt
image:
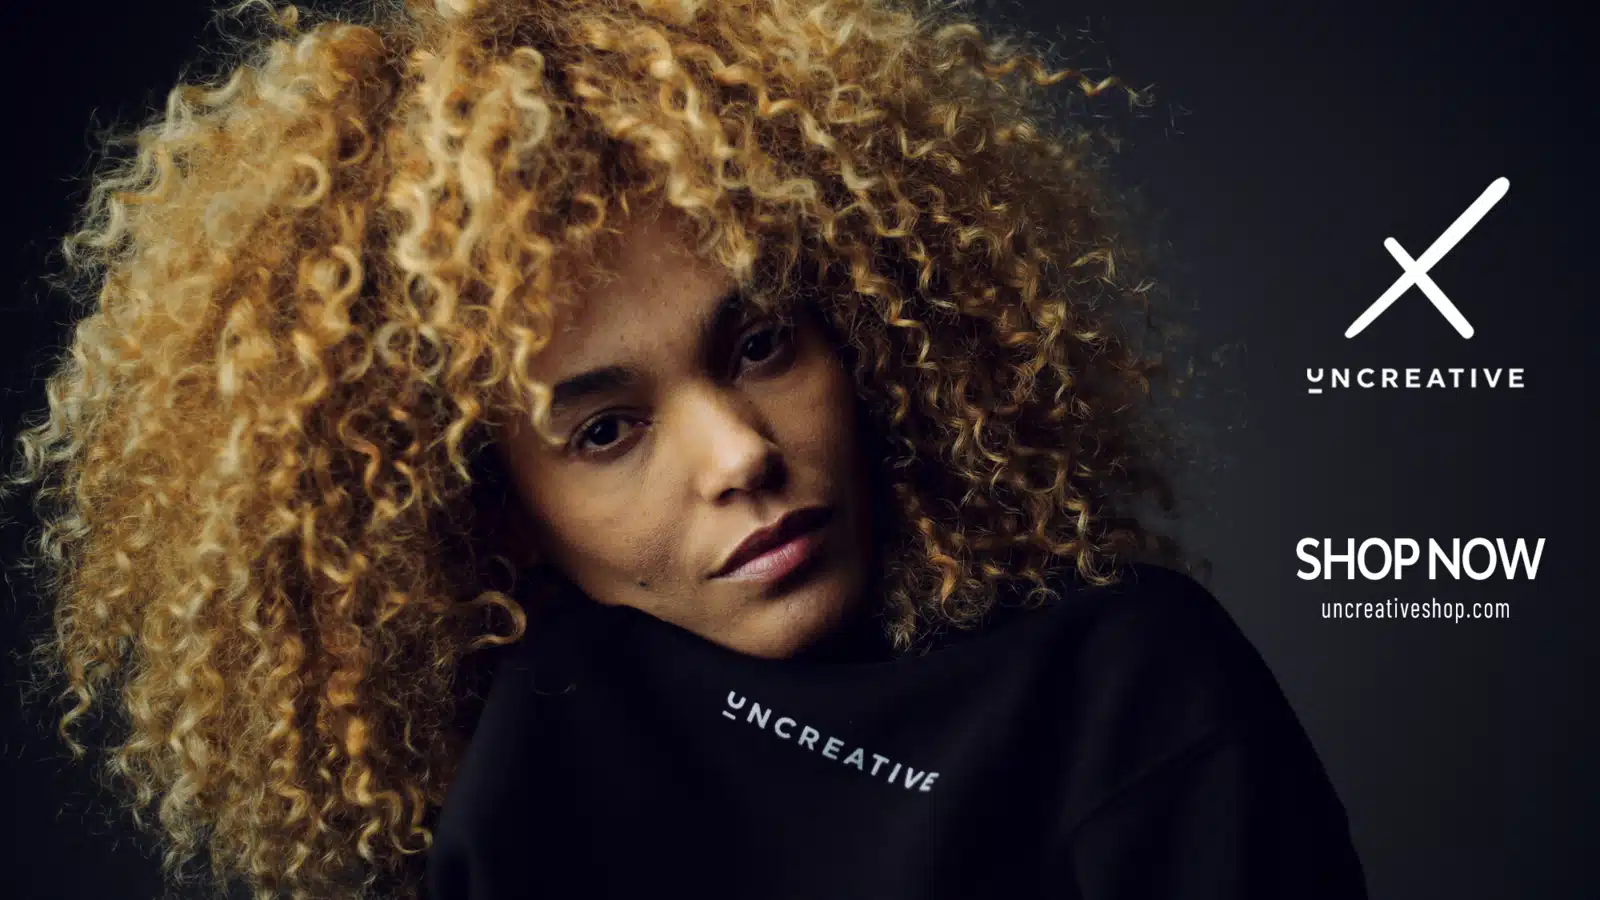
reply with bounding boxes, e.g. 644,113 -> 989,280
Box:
425,563 -> 1367,899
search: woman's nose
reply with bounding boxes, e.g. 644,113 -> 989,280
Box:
683,390 -> 783,501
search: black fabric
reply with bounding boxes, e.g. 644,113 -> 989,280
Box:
424,563 -> 1367,899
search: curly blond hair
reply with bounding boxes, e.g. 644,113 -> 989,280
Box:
4,0 -> 1201,897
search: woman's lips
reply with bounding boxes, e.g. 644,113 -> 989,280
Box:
715,516 -> 829,582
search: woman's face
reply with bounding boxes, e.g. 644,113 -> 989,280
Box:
496,214 -> 875,660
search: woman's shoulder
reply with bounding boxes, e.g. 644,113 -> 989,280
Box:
1046,561 -> 1252,658
1023,561 -> 1237,651
1035,561 -> 1300,744
1068,560 -> 1241,643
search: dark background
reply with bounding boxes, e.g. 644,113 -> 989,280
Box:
2,2 -> 1592,898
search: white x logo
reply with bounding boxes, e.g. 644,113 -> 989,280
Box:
1345,176 -> 1509,339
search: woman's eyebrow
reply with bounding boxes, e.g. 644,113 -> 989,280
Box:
547,365 -> 639,422
546,284 -> 750,421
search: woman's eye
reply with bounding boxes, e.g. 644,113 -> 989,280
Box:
572,414 -> 639,455
735,321 -> 794,372
566,322 -> 793,458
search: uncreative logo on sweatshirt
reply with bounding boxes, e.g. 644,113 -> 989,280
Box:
721,690 -> 940,793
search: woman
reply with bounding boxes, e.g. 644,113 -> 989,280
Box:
5,0 -> 1366,898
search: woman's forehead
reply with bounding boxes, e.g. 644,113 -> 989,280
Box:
524,209 -> 811,387
530,237 -> 739,372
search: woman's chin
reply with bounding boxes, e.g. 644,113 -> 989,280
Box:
725,572 -> 868,661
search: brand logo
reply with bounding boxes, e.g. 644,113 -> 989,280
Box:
1306,176 -> 1523,396
721,690 -> 941,793
1344,177 -> 1508,339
